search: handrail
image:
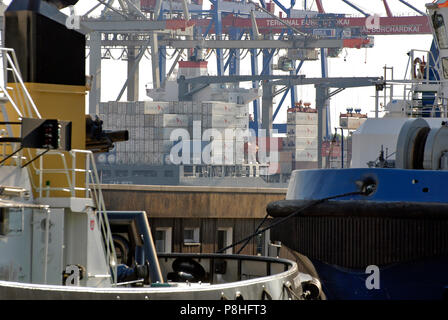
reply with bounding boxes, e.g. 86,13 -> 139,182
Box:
85,150 -> 118,284
0,47 -> 117,285
33,148 -> 118,284
1,48 -> 41,119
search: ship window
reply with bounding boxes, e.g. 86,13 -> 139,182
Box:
433,13 -> 448,49
0,207 -> 24,236
148,170 -> 157,177
164,170 -> 174,177
101,170 -> 112,178
183,227 -> 200,245
115,170 -> 128,177
155,227 -> 172,253
132,170 -> 157,177
217,228 -> 233,254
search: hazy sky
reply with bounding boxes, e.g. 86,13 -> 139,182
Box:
5,0 -> 434,129
78,0 -> 433,129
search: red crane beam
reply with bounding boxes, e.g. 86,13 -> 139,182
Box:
316,0 -> 325,13
382,0 -> 394,17
191,15 -> 431,35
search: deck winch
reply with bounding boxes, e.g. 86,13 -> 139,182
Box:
396,118 -> 448,170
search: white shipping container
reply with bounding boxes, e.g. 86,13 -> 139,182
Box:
294,149 -> 318,162
99,103 -> 107,114
287,124 -> 318,138
159,127 -> 189,140
114,152 -> 122,164
201,128 -> 239,140
161,140 -> 174,153
143,153 -> 151,163
144,114 -> 163,127
128,153 -> 135,164
202,101 -> 236,115
111,101 -> 118,114
116,152 -> 124,164
146,140 -> 153,153
149,153 -> 163,165
144,115 -> 152,127
209,139 -> 235,154
130,140 -> 137,152
145,153 -> 152,164
140,152 -> 148,164
152,142 -> 159,153
155,114 -> 162,127
201,114 -> 243,128
132,116 -> 139,128
144,101 -> 170,114
285,137 -> 319,149
235,143 -> 245,164
135,101 -> 143,114
157,141 -> 163,153
339,116 -> 367,130
126,103 -> 136,115
208,152 -> 236,165
203,101 -> 249,117
162,114 -> 190,127
138,140 -> 145,152
138,116 -> 145,128
192,102 -> 201,114
129,129 -> 137,141
133,152 -> 141,164
117,102 -> 126,114
121,115 -> 129,129
107,114 -> 116,128
126,115 -> 133,128
137,126 -> 144,138
118,114 -> 126,128
287,112 -> 318,125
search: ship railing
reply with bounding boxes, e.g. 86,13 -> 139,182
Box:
380,49 -> 445,117
381,78 -> 448,118
0,47 -> 117,284
83,149 -> 118,285
32,148 -> 118,284
405,49 -> 441,84
0,48 -> 43,168
0,48 -> 42,119
404,83 -> 448,118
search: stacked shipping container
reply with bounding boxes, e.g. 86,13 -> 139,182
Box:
284,111 -> 319,169
98,100 -> 250,166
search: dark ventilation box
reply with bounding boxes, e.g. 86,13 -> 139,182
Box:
4,0 -> 85,86
21,118 -> 72,151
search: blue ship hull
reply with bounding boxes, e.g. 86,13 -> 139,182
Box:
312,257 -> 448,300
269,168 -> 448,300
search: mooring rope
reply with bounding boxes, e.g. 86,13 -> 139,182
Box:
216,190 -> 365,254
